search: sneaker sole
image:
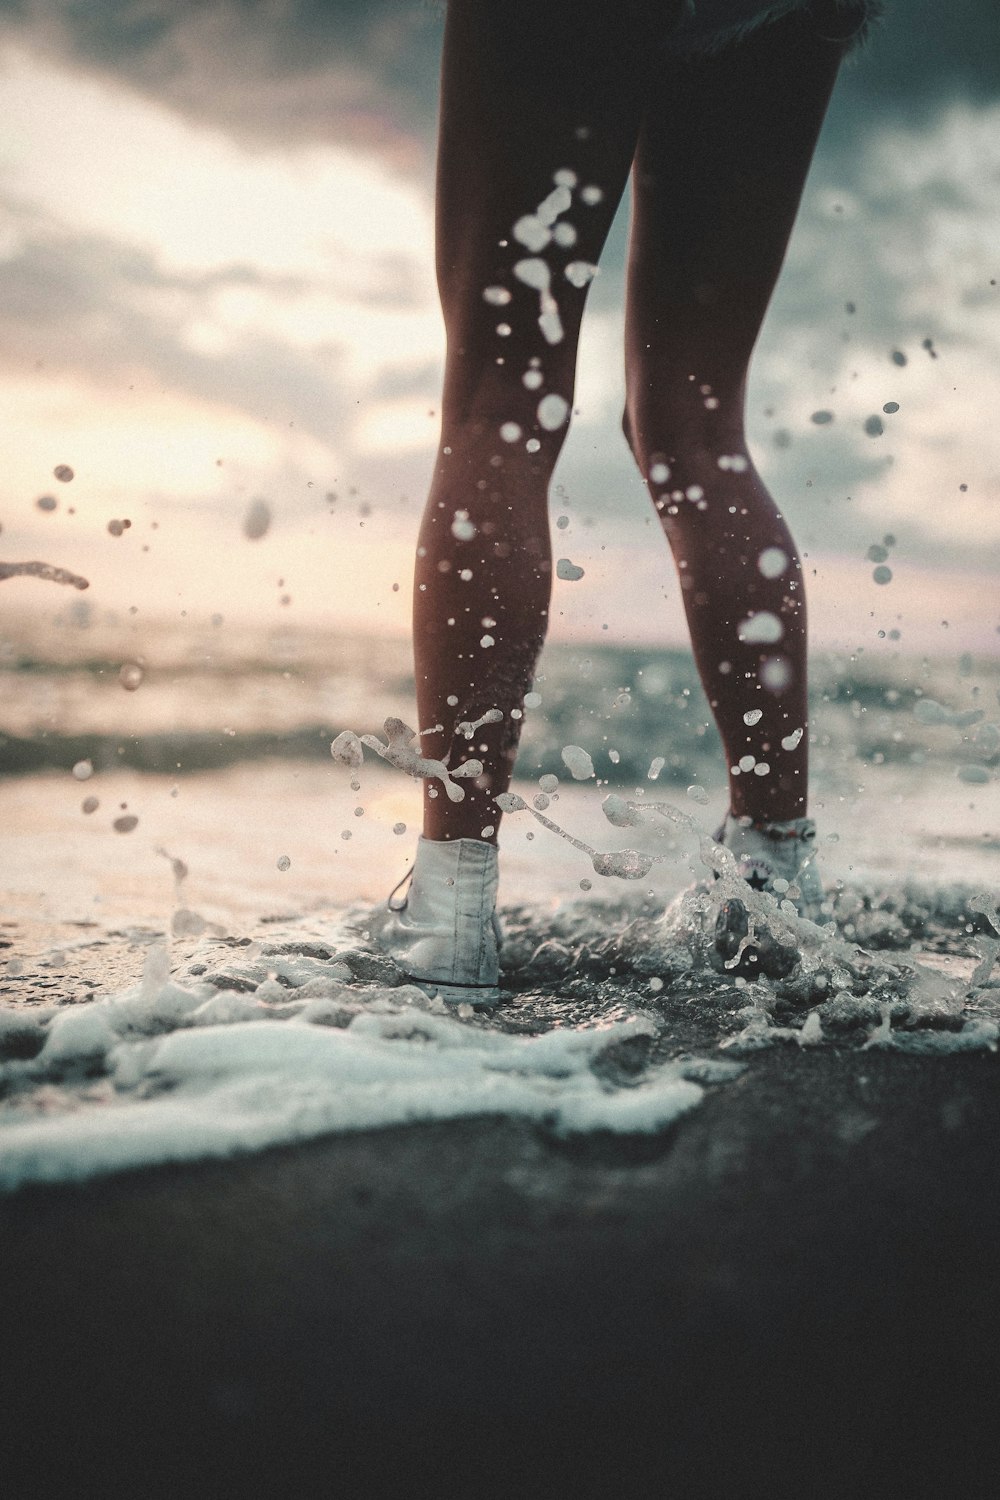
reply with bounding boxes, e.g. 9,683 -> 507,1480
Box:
407,976 -> 503,1009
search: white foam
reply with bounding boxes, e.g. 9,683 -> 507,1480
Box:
0,954 -> 718,1192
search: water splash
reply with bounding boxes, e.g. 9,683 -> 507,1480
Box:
0,560 -> 89,590
333,721 -> 482,803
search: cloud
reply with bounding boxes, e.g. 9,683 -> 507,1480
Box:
0,5 -> 996,646
1,0 -> 997,173
0,196 -> 359,447
832,0 -> 1000,129
0,0 -> 444,168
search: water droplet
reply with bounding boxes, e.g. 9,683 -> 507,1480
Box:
512,215 -> 551,252
737,612 -> 783,644
53,464 -> 74,482
277,855 -> 291,871
556,558 -> 584,581
72,759 -> 93,780
499,422 -> 522,444
242,498 -> 271,540
538,310 -> 563,345
482,286 -> 511,305
872,565 -> 893,585
113,814 -> 139,833
522,369 -> 544,391
592,848 -> 653,880
561,744 -> 595,780
757,547 -> 788,579
330,730 -> 364,768
119,661 -> 144,691
393,822 -> 407,835
537,393 -> 569,430
36,495 -> 57,512
564,261 -> 597,288
864,415 -> 884,437
743,709 -> 763,725
538,184 -> 572,224
686,784 -> 709,804
81,796 -> 99,814
513,257 -> 550,291
810,410 -> 834,425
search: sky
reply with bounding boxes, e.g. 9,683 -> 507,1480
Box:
0,0 -> 998,654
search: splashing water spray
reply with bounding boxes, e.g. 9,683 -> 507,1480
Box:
331,720 -> 483,803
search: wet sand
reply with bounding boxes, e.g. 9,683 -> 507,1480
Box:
3,763 -> 1000,1496
4,1043 -> 1000,1498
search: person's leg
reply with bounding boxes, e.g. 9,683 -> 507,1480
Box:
623,9 -> 849,825
417,0 -> 674,842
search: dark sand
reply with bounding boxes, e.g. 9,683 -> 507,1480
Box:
4,1041 -> 1000,1499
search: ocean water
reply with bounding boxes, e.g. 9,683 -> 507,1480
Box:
0,611 -> 997,1191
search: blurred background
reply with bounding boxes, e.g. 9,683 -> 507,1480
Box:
0,0 -> 997,935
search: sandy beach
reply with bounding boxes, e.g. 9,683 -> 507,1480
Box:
4,1040 -> 1000,1497
2,751 -> 999,1495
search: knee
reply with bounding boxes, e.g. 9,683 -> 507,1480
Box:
621,406 -> 636,459
624,368 -> 748,476
442,376 -> 576,477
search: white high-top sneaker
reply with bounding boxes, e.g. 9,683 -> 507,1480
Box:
715,813 -> 823,918
373,836 -> 502,1007
713,813 -> 824,972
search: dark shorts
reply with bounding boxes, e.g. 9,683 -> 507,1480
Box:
663,0 -> 883,57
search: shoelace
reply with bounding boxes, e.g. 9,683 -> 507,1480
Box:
387,865 -> 413,913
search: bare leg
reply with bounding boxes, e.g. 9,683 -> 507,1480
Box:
417,0 -> 674,841
623,12 -> 849,822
